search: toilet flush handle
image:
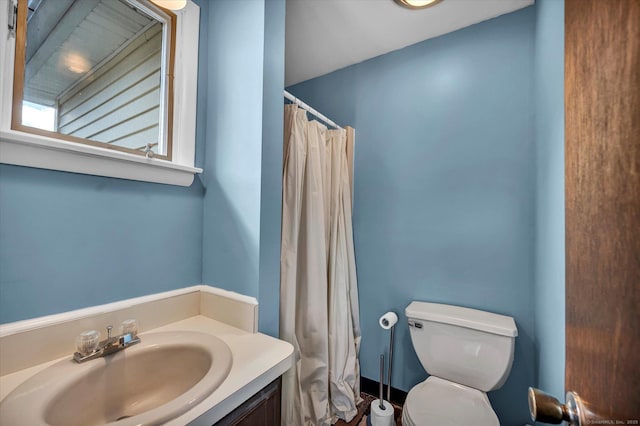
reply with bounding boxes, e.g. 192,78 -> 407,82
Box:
528,387 -> 585,426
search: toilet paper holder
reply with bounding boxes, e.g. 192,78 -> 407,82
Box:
379,311 -> 398,403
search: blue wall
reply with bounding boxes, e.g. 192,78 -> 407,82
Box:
0,1 -> 213,322
0,165 -> 203,323
200,0 -> 285,337
534,0 -> 565,401
0,0 -> 286,338
289,8 -> 537,424
0,2 -> 217,324
200,0 -> 265,298
258,0 -> 286,337
0,4 -> 565,419
0,1 -> 220,324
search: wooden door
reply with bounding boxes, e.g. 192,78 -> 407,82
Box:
565,0 -> 640,422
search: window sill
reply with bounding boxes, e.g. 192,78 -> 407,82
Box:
0,129 -> 202,186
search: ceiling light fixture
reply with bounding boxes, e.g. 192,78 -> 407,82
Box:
394,0 -> 443,10
149,0 -> 187,11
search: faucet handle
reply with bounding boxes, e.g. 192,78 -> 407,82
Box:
76,330 -> 100,355
121,319 -> 139,337
106,325 -> 113,339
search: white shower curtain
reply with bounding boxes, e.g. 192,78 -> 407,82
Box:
280,104 -> 361,426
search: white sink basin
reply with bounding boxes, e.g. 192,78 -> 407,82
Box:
0,331 -> 232,425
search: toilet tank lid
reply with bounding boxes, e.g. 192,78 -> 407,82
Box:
405,301 -> 518,337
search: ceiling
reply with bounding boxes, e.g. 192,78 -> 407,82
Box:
285,0 -> 534,86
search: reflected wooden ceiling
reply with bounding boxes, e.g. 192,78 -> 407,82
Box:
24,0 -> 154,106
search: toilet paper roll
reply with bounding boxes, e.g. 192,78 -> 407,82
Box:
370,399 -> 394,426
379,312 -> 398,330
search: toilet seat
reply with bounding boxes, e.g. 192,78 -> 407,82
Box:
402,376 -> 499,426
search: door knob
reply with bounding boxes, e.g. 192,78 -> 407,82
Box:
528,387 -> 585,425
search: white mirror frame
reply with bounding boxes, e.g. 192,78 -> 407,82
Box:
0,0 -> 202,186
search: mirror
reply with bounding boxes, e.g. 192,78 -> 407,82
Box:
11,0 -> 175,159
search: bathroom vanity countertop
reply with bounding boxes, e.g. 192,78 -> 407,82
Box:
0,315 -> 294,425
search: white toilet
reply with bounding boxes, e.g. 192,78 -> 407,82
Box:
402,301 -> 518,426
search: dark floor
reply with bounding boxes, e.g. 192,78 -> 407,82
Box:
334,393 -> 403,426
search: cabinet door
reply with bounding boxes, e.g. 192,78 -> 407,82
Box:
216,378 -> 281,426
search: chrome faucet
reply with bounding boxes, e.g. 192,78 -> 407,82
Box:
73,323 -> 140,363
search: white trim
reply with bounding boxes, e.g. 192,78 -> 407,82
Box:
198,285 -> 259,306
171,0 -> 199,169
0,285 -> 258,338
200,285 -> 259,335
0,0 -> 202,187
0,132 -> 201,185
0,286 -> 198,337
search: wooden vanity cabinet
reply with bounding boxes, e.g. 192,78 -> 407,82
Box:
215,378 -> 281,425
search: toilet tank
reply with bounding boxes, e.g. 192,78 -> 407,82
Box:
405,301 -> 517,392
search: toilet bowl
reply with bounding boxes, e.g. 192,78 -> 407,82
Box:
402,377 -> 498,426
403,301 -> 518,425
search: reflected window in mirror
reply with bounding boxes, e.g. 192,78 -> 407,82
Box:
11,0 -> 176,160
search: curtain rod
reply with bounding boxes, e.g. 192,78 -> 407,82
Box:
284,90 -> 343,130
